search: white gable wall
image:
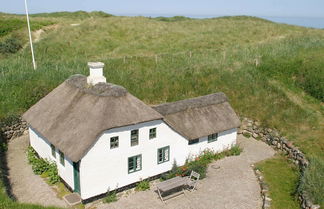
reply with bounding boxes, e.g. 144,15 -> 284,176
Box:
79,120 -> 237,199
29,127 -> 75,190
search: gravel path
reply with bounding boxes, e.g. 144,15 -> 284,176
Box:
7,134 -> 67,208
94,135 -> 275,209
6,134 -> 274,209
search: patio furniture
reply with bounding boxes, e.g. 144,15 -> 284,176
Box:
186,170 -> 200,191
156,176 -> 188,203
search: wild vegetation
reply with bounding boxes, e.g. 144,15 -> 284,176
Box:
0,11 -> 323,208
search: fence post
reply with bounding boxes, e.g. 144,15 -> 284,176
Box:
155,55 -> 158,64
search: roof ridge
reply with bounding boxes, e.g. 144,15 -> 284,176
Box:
153,92 -> 228,115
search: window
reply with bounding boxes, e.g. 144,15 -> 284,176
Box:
157,146 -> 169,164
149,128 -> 156,139
128,155 -> 141,173
59,150 -> 65,166
130,129 -> 139,146
50,144 -> 56,158
208,133 -> 218,143
110,136 -> 119,149
188,138 -> 199,145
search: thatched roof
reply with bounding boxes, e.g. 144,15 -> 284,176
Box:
153,93 -> 240,140
23,75 -> 163,162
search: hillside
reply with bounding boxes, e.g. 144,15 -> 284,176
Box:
0,12 -> 323,208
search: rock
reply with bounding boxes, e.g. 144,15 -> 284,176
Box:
312,204 -> 320,209
263,199 -> 271,209
252,133 -> 259,138
277,143 -> 281,149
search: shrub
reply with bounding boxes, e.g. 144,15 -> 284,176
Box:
104,191 -> 117,203
26,146 -> 59,184
0,36 -> 22,54
299,156 -> 324,205
47,163 -> 60,184
135,180 -> 150,191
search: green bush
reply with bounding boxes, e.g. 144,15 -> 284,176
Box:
0,36 -> 22,54
225,145 -> 242,156
47,163 -> 60,184
26,146 -> 60,184
135,180 -> 150,191
299,156 -> 324,205
104,191 -> 117,203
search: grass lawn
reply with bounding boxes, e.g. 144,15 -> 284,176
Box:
256,155 -> 300,209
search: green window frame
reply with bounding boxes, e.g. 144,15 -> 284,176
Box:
157,146 -> 170,164
130,129 -> 139,146
50,144 -> 56,158
149,128 -> 156,139
188,138 -> 199,145
128,154 -> 142,173
110,136 -> 119,149
208,133 -> 218,143
59,150 -> 65,166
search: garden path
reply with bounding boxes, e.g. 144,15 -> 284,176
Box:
7,134 -> 67,208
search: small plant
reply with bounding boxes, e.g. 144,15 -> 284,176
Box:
226,145 -> 243,156
135,180 -> 150,191
104,190 -> 117,203
243,132 -> 251,138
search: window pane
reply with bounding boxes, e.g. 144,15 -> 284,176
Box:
164,148 -> 169,161
136,156 -> 141,170
158,149 -> 163,163
51,144 -> 56,158
128,155 -> 141,173
110,136 -> 119,149
131,129 -> 139,146
208,133 -> 218,143
59,151 -> 65,166
149,128 -> 156,139
188,138 -> 199,145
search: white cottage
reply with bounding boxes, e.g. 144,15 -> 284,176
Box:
23,62 -> 240,200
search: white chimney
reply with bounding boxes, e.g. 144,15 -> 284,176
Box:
87,62 -> 106,85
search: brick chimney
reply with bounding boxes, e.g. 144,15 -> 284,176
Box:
87,62 -> 106,85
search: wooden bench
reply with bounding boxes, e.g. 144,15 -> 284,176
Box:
156,176 -> 188,203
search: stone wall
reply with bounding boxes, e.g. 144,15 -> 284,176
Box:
0,117 -> 28,141
239,117 -> 320,209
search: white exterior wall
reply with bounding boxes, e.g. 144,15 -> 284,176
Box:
79,120 -> 188,199
79,120 -> 237,199
29,127 -> 75,190
187,128 -> 237,159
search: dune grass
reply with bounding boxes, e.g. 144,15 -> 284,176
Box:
0,12 -> 323,208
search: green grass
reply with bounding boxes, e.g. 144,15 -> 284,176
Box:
256,155 -> 300,209
0,11 -> 323,208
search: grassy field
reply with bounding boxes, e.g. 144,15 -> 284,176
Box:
256,155 -> 300,209
0,12 -> 323,208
